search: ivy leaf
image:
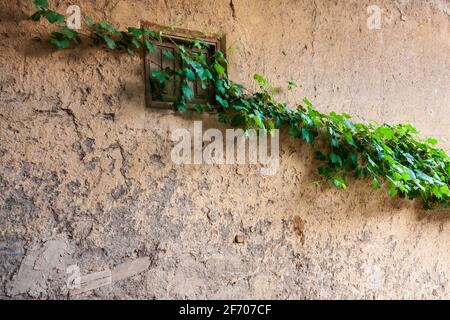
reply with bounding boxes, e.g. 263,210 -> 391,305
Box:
253,110 -> 265,129
194,104 -> 203,113
303,97 -> 313,109
175,100 -> 187,113
29,11 -> 42,21
330,153 -> 343,167
350,153 -> 358,167
144,39 -> 155,53
331,135 -> 339,148
376,127 -> 394,140
97,21 -> 119,35
301,127 -> 313,144
44,10 -> 65,24
333,176 -> 347,189
185,69 -> 196,81
58,27 -> 79,40
162,49 -> 175,60
151,69 -> 170,84
214,63 -> 225,75
439,185 -> 450,197
49,27 -> 80,49
127,27 -> 143,38
371,178 -> 381,189
96,32 -> 116,49
231,114 -> 244,127
389,187 -> 398,197
33,0 -> 49,11
415,170 -> 434,184
215,95 -> 228,108
85,16 -> 95,27
215,80 -> 226,94
181,82 -> 194,100
49,36 -> 70,49
289,123 -> 300,138
253,73 -> 268,87
218,113 -> 228,124
426,137 -> 438,146
275,116 -> 282,129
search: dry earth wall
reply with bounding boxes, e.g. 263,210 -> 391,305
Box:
1,0 -> 450,299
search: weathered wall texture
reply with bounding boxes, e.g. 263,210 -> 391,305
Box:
1,0 -> 450,299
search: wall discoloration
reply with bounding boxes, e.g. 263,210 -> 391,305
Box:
0,0 -> 449,299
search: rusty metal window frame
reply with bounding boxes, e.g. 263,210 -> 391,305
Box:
141,21 -> 226,109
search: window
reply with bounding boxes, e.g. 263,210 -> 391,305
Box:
142,21 -> 226,109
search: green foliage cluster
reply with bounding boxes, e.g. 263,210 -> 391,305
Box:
30,1 -> 450,209
29,0 -> 160,53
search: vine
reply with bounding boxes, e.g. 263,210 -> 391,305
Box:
29,0 -> 450,210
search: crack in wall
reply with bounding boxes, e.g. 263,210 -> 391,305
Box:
116,141 -> 131,188
229,0 -> 236,19
32,106 -> 86,160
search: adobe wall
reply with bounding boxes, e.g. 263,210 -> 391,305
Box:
1,0 -> 449,299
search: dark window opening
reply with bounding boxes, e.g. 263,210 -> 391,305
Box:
142,22 -> 226,109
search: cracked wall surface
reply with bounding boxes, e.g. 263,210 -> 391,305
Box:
1,0 -> 450,299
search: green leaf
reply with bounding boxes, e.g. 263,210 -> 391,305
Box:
218,113 -> 228,124
275,116 -> 282,129
333,176 -> 347,189
253,73 -> 268,87
303,97 -> 313,109
127,27 -> 143,38
389,187 -> 398,197
371,178 -> 381,189
214,63 -> 225,75
162,49 -> 175,60
426,137 -> 438,146
29,11 -> 42,21
181,82 -> 194,100
231,114 -> 244,127
439,185 -> 450,197
376,126 -> 394,140
350,153 -> 358,167
301,127 -> 313,144
144,39 -> 155,53
49,37 -> 70,49
96,32 -> 116,49
85,16 -> 95,27
185,69 -> 196,81
193,40 -> 203,49
97,21 -> 118,35
44,10 -> 65,24
33,0 -> 49,11
253,111 -> 265,129
215,80 -> 226,94
194,104 -> 203,113
289,123 -> 300,138
151,69 -> 170,84
48,27 -> 80,49
330,153 -> 343,167
215,95 -> 228,108
58,27 -> 79,41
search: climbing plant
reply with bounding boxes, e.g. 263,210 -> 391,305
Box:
29,0 -> 450,210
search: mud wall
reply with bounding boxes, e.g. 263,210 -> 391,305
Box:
1,0 -> 450,299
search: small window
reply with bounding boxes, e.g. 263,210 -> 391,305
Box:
142,22 -> 226,109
